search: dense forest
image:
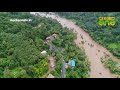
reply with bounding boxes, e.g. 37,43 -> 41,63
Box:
56,12 -> 120,59
0,12 -> 90,78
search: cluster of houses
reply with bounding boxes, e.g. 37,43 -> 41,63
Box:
41,34 -> 58,55
46,34 -> 58,42
40,33 -> 76,78
61,59 -> 76,78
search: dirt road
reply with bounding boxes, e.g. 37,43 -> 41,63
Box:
30,12 -> 120,78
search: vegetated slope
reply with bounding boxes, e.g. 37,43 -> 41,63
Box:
0,12 -> 90,78
56,12 -> 120,59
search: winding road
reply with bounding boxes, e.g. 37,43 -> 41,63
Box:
30,12 -> 120,78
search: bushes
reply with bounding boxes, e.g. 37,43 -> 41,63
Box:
3,67 -> 29,78
34,59 -> 49,77
104,59 -> 120,76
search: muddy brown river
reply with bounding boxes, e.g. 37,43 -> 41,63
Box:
30,12 -> 120,78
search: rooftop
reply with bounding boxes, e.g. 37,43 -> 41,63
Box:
47,74 -> 55,78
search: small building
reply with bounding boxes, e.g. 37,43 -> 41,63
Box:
46,37 -> 51,41
68,59 -> 76,67
46,36 -> 55,42
50,36 -> 55,41
41,50 -> 47,55
71,60 -> 75,67
47,74 -> 55,78
52,34 -> 58,38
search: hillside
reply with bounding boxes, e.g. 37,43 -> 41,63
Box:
0,12 -> 90,78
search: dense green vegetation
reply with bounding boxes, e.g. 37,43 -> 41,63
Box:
56,12 -> 120,58
0,12 -> 90,78
103,59 -> 120,77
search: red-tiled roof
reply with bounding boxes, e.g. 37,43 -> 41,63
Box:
47,74 -> 55,78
